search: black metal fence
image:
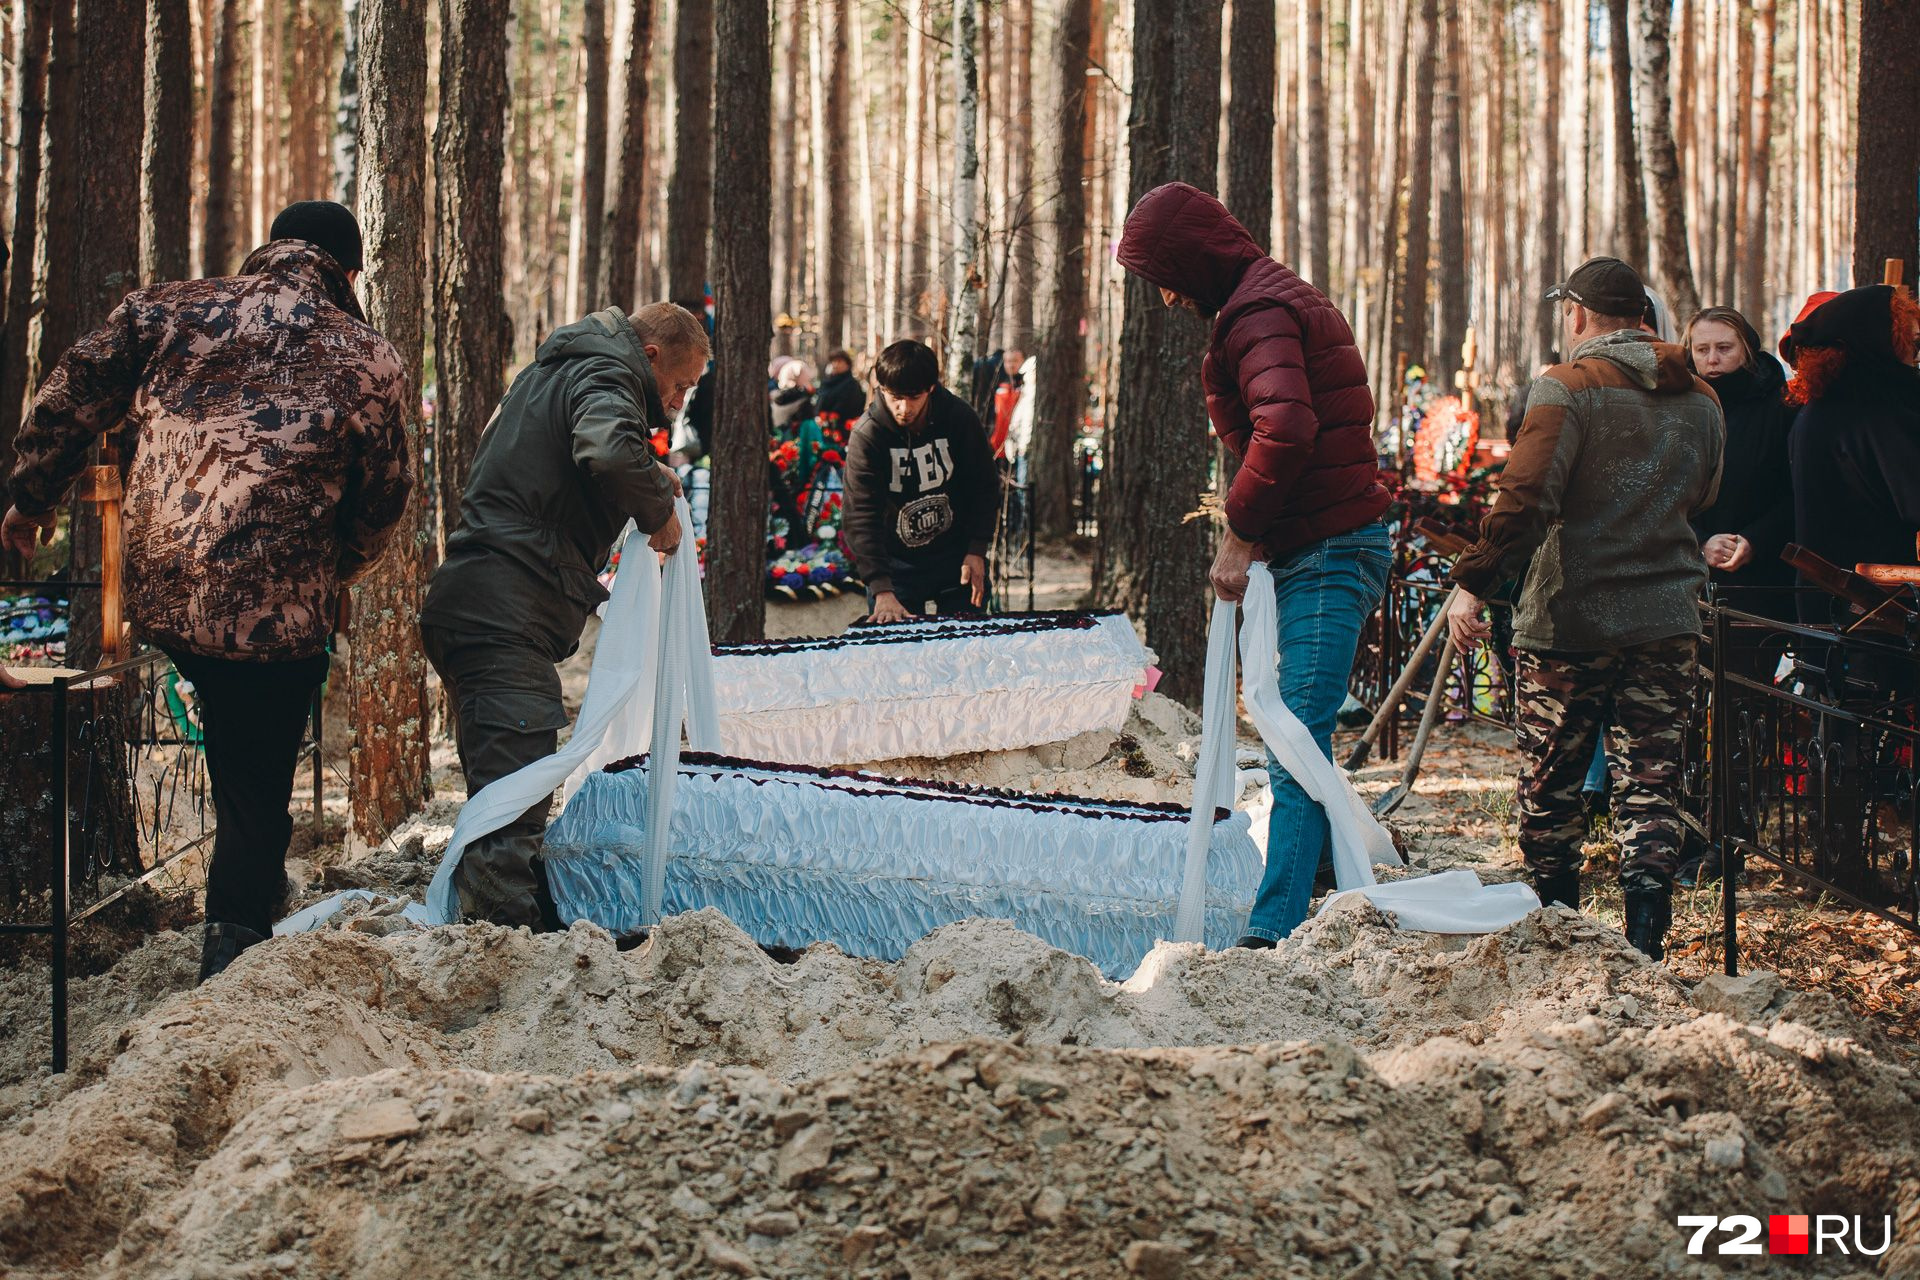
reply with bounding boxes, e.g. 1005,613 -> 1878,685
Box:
2,644 -> 323,1072
1705,600 -> 1919,952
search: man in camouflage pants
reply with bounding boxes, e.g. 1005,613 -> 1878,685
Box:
3,201 -> 412,981
1444,258 -> 1723,960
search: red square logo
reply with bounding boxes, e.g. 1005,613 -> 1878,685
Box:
1770,1215 -> 1809,1255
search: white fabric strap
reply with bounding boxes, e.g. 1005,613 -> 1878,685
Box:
1176,560 -> 1539,938
425,497 -> 712,926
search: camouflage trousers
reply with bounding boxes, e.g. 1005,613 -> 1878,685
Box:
1513,635 -> 1698,892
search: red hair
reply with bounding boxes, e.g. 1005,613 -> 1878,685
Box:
1787,290 -> 1920,404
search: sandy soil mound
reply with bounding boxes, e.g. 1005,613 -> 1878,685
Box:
4,904 -> 1915,1277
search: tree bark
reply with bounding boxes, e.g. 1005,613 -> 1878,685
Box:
1737,0 -> 1775,313
1606,0 -> 1648,272
1852,0 -> 1920,286
433,0 -> 512,546
707,0 -> 771,644
1099,0 -> 1221,708
821,0 -> 850,348
1534,0 -> 1561,359
603,0 -> 654,311
769,0 -> 795,328
350,0 -> 431,846
1398,0 -> 1438,366
0,0 -> 53,483
569,0 -> 609,314
944,0 -> 981,385
203,0 -> 244,276
667,0 -> 714,311
1032,0 -> 1090,544
901,0 -> 928,335
1634,0 -> 1700,319
1436,0 -> 1467,381
33,0 -> 77,385
142,0 -> 193,285
1304,0 -> 1330,284
334,0 -> 361,205
1007,0 -> 1035,347
1226,0 -> 1275,252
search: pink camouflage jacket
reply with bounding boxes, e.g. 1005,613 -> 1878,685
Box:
6,240 -> 413,661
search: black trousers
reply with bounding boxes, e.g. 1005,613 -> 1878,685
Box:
866,561 -> 990,617
420,624 -> 568,928
166,649 -> 330,936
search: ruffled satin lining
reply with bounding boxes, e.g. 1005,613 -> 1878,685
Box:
544,760 -> 1259,978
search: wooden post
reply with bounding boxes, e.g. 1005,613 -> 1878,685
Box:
1884,258 -> 1905,289
73,464 -> 124,660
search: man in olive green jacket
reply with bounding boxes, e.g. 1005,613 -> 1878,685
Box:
421,302 -> 709,929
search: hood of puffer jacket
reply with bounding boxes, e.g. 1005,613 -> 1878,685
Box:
1116,182 -> 1265,314
1569,329 -> 1701,394
239,239 -> 367,323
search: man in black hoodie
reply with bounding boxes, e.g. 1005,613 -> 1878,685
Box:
419,302 -> 708,929
843,340 -> 999,621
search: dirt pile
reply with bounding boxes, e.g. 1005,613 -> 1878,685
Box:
3,905 -> 1915,1277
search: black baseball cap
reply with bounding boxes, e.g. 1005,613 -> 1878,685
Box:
1544,256 -> 1649,319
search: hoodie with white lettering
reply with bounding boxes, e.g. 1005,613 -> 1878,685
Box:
842,384 -> 998,596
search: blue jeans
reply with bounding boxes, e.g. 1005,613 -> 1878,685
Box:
1245,522 -> 1393,941
1582,732 -> 1610,794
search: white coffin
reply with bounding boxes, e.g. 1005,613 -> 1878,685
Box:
710,612 -> 1151,765
542,752 -> 1259,979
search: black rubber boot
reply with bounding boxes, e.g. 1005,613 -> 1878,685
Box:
1623,889 -> 1672,961
1532,867 -> 1581,910
198,922 -> 268,984
1234,935 -> 1277,950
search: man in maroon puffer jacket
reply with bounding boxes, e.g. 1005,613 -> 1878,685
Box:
1118,181 -> 1391,948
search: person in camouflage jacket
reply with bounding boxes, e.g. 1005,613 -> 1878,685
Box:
3,201 -> 412,981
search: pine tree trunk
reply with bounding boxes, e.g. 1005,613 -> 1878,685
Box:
1398,0 -> 1437,366
1226,0 -> 1275,252
0,0 -> 52,483
821,0 -> 849,349
433,0 -> 512,543
1606,0 -> 1649,272
902,0 -> 928,335
350,0 -> 431,847
334,0 -> 361,205
571,0 -> 609,314
142,0 -> 193,285
1436,0 -> 1467,381
1634,0 -> 1700,319
53,0 -> 142,671
1099,0 -> 1220,708
944,0 -> 980,385
769,0 -> 794,329
1852,0 -> 1920,285
1737,0 -> 1775,314
33,0 -> 77,383
1007,0 -> 1035,348
603,0 -> 654,311
1535,0 -> 1562,359
203,0 -> 244,275
707,0 -> 771,645
1032,0 -> 1090,544
1304,0 -> 1330,284
667,0 -> 714,310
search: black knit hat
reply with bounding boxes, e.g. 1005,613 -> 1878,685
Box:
268,200 -> 364,272
1544,256 -> 1650,320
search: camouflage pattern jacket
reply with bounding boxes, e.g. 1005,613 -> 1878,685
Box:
7,241 -> 412,661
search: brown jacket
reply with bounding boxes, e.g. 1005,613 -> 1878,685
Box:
1451,331 -> 1723,652
7,240 -> 412,661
